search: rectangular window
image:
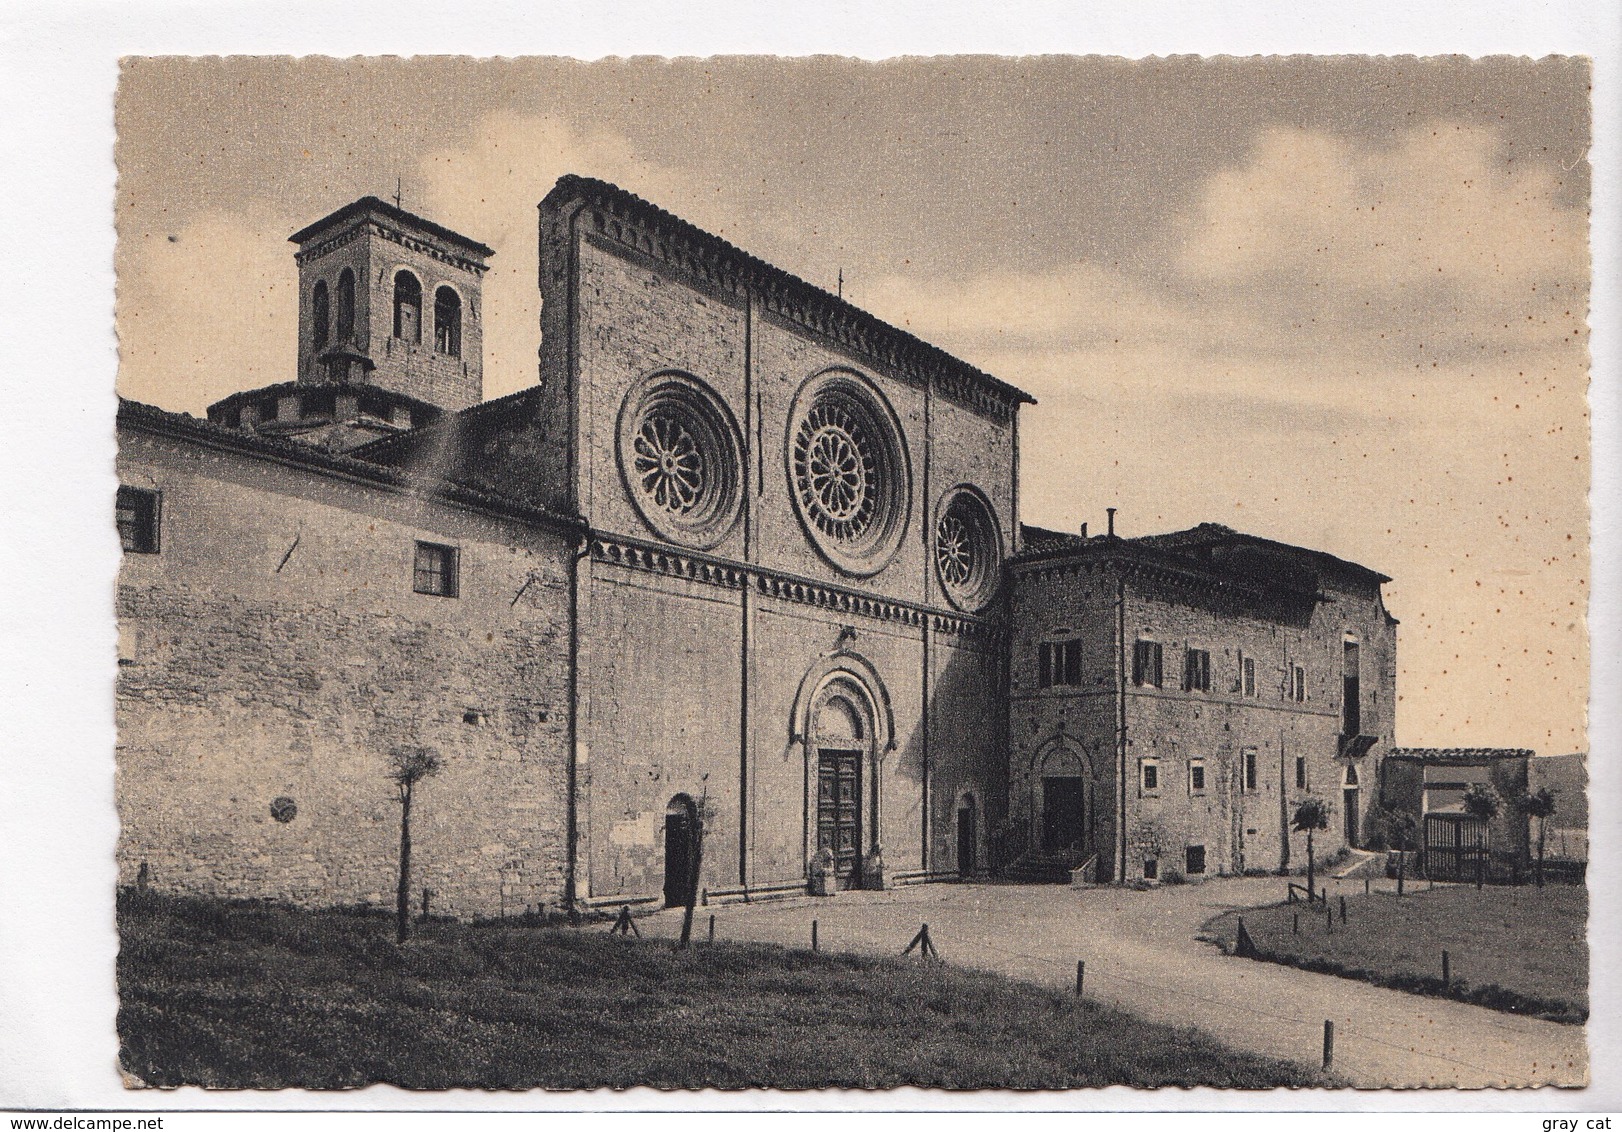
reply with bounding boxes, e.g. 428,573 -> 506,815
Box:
116,486 -> 160,554
1189,758 -> 1207,794
1295,756 -> 1307,790
413,541 -> 459,597
1292,665 -> 1306,703
1244,749 -> 1258,792
1242,655 -> 1256,698
1132,640 -> 1163,688
1140,758 -> 1159,793
1038,640 -> 1083,689
1185,845 -> 1206,875
1183,648 -> 1211,692
1143,858 -> 1158,881
1343,640 -> 1362,735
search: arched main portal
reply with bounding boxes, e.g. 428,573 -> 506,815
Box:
1033,737 -> 1094,858
810,680 -> 874,886
663,794 -> 698,907
791,653 -> 894,890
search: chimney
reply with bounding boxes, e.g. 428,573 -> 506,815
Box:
1107,507 -> 1117,538
1079,522 -> 1088,539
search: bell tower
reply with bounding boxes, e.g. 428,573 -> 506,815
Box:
288,197 -> 493,412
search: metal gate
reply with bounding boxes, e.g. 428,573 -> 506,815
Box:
1423,813 -> 1489,881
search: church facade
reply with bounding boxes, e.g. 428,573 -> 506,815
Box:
116,177 -> 1395,917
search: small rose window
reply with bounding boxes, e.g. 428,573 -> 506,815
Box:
934,487 -> 1001,612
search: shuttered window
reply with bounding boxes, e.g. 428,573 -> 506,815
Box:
1132,640 -> 1163,688
1183,648 -> 1211,692
1038,639 -> 1082,688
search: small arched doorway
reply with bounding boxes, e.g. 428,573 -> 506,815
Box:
811,680 -> 875,888
663,794 -> 698,907
1342,764 -> 1361,848
957,794 -> 978,876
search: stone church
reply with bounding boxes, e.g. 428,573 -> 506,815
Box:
116,177 -> 1396,916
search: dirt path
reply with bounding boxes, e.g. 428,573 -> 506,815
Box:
633,876 -> 1586,1089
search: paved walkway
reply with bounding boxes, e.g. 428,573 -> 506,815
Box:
632,875 -> 1587,1089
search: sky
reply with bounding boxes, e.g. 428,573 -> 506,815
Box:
114,55 -> 1592,753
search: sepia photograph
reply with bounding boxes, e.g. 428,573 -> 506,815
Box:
101,53 -> 1595,1093
2,9 -> 1614,1114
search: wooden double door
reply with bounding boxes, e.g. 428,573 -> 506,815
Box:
817,749 -> 862,885
1042,775 -> 1087,855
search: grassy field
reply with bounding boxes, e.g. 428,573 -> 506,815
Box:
1208,884 -> 1587,1024
118,891 -> 1327,1090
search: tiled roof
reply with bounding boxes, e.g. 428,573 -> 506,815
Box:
289,197 -> 495,258
1132,523 -> 1391,584
1386,748 -> 1536,762
118,398 -> 582,533
346,385 -> 543,461
1019,524 -> 1085,549
1012,531 -> 1326,606
206,380 -> 445,422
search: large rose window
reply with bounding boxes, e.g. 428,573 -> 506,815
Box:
633,413 -> 704,515
795,401 -> 876,540
934,487 -> 1002,612
617,373 -> 743,549
787,371 -> 910,576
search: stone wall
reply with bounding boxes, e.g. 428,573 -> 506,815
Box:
546,184 -> 1019,901
1007,563 -> 1124,878
116,425 -> 573,918
574,552 -> 1006,901
1009,554 -> 1397,883
296,221 -> 485,412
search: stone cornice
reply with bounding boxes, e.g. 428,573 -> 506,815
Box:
294,220 -> 490,276
369,222 -> 491,276
1013,541 -> 1326,612
547,175 -> 1035,424
293,224 -> 365,265
588,531 -> 1004,643
290,195 -> 495,257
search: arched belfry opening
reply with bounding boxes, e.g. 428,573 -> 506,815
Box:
394,270 -> 423,343
663,793 -> 699,908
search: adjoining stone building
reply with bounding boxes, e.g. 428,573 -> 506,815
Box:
116,177 -> 1399,917
1005,521 -> 1397,884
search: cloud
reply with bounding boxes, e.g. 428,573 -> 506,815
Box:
116,113 -> 697,412
1175,123 -> 1589,358
857,262 -> 1190,358
116,212 -> 296,412
415,112 -> 696,401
